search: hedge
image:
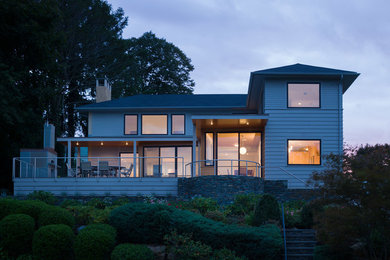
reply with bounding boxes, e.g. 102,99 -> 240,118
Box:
74,225 -> 116,260
38,206 -> 75,228
0,199 -> 49,223
109,203 -> 282,259
32,224 -> 74,260
111,244 -> 154,260
0,214 -> 35,257
252,194 -> 281,226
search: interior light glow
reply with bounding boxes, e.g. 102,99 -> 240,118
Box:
125,142 -> 129,146
100,142 -> 104,146
76,142 -> 79,146
240,147 -> 247,155
210,120 -> 214,125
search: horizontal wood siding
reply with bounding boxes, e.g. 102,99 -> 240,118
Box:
264,79 -> 341,189
14,178 -> 178,196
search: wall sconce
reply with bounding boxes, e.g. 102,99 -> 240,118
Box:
125,142 -> 129,146
76,142 -> 79,146
100,142 -> 104,146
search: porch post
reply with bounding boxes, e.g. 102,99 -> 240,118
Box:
192,123 -> 196,177
67,140 -> 71,177
133,140 -> 137,177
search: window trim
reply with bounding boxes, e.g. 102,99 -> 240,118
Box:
123,114 -> 138,135
171,114 -> 186,135
204,132 -> 214,166
287,82 -> 321,108
141,114 -> 168,135
287,139 -> 322,166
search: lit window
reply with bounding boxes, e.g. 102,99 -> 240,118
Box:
172,115 -> 185,135
288,83 -> 320,107
124,115 -> 137,135
205,133 -> 214,166
142,115 -> 167,135
288,140 -> 321,165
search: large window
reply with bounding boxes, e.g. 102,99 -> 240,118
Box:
288,83 -> 320,107
288,140 -> 321,165
124,115 -> 137,135
142,115 -> 167,135
172,115 -> 185,135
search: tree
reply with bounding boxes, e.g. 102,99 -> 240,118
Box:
110,32 -> 195,98
310,144 -> 390,259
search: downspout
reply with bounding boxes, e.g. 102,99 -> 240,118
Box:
338,75 -> 343,156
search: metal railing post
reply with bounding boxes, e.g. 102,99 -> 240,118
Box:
118,157 -> 121,178
33,158 -> 37,179
231,160 -> 233,176
97,158 -> 100,177
214,160 -> 217,175
54,159 -> 57,179
12,158 -> 16,180
246,161 -> 248,176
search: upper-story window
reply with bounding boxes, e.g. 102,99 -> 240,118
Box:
288,83 -> 320,108
172,115 -> 185,135
124,115 -> 138,135
142,115 -> 168,135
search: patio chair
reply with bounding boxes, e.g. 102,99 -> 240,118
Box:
98,161 -> 110,177
121,163 -> 133,177
80,161 -> 92,177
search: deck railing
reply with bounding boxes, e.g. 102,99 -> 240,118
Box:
13,156 -> 187,179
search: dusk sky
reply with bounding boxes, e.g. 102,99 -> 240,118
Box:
109,0 -> 390,146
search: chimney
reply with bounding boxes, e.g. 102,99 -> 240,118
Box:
43,123 -> 55,150
96,78 -> 111,103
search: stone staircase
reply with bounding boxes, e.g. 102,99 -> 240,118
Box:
284,229 -> 317,260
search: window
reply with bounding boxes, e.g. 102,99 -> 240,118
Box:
172,115 -> 185,135
288,140 -> 321,165
288,83 -> 320,107
205,133 -> 214,166
124,115 -> 137,135
142,115 -> 167,135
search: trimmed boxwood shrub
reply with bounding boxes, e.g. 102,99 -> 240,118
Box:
74,226 -> 116,260
111,244 -> 154,260
32,224 -> 74,260
80,223 -> 117,238
252,194 -> 281,226
38,206 -> 75,228
0,214 -> 35,257
109,203 -> 282,259
0,199 -> 49,224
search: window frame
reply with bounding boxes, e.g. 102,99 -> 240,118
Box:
204,132 -> 214,166
141,114 -> 168,135
287,82 -> 321,108
123,114 -> 138,135
287,139 -> 322,166
171,114 -> 186,135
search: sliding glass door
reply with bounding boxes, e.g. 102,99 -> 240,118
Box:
216,132 -> 261,176
143,146 -> 192,177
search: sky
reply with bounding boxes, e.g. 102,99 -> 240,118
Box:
109,0 -> 390,146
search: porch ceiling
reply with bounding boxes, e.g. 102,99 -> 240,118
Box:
193,118 -> 267,130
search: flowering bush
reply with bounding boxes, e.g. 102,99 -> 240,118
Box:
143,195 -> 167,205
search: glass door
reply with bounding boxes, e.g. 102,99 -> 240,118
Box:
160,147 -> 176,177
177,147 -> 192,177
217,133 -> 239,175
143,147 -> 159,177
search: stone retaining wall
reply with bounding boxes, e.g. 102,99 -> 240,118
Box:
178,176 -> 322,203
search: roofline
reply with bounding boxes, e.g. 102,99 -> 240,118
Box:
77,105 -> 248,111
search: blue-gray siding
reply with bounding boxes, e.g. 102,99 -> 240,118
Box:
264,80 -> 342,188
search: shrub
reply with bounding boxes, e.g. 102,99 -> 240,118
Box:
188,197 -> 218,214
113,197 -> 131,206
0,199 -> 50,225
59,199 -> 82,208
300,200 -> 324,229
74,227 -> 116,260
111,244 -> 154,260
38,206 -> 75,228
227,193 -> 262,216
16,254 -> 33,260
0,198 -> 22,220
164,231 -> 212,259
80,223 -> 117,239
26,191 -> 56,205
204,210 -> 225,222
109,203 -> 282,259
252,194 -> 280,226
32,224 -> 74,260
0,214 -> 35,257
86,198 -> 107,209
212,248 -> 247,260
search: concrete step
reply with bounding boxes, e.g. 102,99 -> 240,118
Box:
287,240 -> 317,247
287,246 -> 315,254
284,253 -> 314,260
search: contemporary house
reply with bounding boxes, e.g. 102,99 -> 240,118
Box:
13,64 -> 359,196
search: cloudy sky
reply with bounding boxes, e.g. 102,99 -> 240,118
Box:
110,0 -> 390,146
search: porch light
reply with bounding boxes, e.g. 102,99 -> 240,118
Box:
246,122 -> 249,125
125,142 -> 129,146
240,147 -> 247,155
100,142 -> 104,146
210,120 -> 214,125
76,142 -> 79,146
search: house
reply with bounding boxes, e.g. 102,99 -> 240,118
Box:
13,64 -> 359,196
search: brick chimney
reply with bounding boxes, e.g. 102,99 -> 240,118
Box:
96,78 -> 111,103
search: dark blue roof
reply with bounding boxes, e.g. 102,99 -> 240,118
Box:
78,94 -> 247,110
252,63 -> 359,75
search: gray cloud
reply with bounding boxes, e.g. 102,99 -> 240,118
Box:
109,0 -> 390,145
